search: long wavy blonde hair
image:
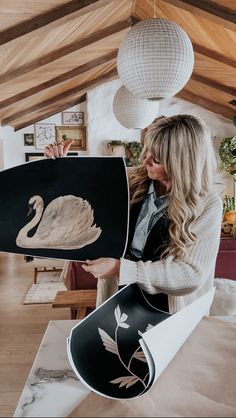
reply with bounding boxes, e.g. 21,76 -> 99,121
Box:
129,114 -> 216,260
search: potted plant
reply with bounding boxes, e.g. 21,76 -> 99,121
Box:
219,99 -> 236,225
125,141 -> 143,166
219,137 -> 236,230
229,99 -> 236,127
219,136 -> 236,176
222,195 -> 235,224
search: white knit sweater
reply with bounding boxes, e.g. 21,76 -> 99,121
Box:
97,190 -> 223,313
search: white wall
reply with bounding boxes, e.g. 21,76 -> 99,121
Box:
0,78 -> 235,194
0,102 -> 87,170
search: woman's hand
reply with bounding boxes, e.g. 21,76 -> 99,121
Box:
44,139 -> 74,159
82,258 -> 120,279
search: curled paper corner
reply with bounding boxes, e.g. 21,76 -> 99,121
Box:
67,284 -> 214,400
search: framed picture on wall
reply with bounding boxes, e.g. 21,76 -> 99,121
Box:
56,126 -> 86,151
62,111 -> 84,125
25,153 -> 44,162
23,133 -> 34,146
25,152 -> 78,162
34,123 -> 56,149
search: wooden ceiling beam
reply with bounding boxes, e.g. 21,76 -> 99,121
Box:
193,43 -> 236,68
14,94 -> 87,132
0,0 -> 113,46
0,17 -> 135,85
2,67 -> 118,127
164,0 -> 236,31
0,50 -> 118,110
176,90 -> 235,120
191,73 -> 236,97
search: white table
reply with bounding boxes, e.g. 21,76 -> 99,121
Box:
13,320 -> 90,418
14,316 -> 236,417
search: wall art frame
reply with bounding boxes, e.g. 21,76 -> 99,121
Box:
34,123 -> 56,149
56,126 -> 86,151
25,152 -> 78,162
62,111 -> 84,125
23,133 -> 35,146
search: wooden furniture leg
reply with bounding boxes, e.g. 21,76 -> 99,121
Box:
76,307 -> 87,319
32,258 -> 65,284
52,289 -> 97,319
34,267 -> 38,284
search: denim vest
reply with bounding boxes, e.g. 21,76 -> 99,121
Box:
125,200 -> 170,262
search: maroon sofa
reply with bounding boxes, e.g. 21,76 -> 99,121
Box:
214,238 -> 236,280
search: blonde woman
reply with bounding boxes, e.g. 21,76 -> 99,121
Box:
81,114 -> 223,312
45,115 -> 222,313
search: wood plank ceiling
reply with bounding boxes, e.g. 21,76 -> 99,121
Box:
0,0 -> 235,131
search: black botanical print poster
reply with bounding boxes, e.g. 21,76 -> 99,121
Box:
68,284 -> 214,399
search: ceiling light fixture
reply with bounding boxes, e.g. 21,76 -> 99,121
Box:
113,85 -> 160,129
117,0 -> 194,99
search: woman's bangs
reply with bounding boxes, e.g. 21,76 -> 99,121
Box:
146,133 -> 162,162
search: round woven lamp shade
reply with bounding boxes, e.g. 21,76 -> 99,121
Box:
117,18 -> 194,99
113,85 -> 160,129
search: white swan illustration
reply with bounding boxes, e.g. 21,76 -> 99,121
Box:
16,195 -> 102,249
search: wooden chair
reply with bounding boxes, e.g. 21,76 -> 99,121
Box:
52,289 -> 97,319
33,257 -> 65,284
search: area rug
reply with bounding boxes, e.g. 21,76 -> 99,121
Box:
23,271 -> 67,304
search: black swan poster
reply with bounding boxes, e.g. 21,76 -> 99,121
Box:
0,157 -> 129,261
67,284 -> 215,400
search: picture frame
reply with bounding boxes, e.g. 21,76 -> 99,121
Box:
62,111 -> 84,125
56,126 -> 87,151
23,133 -> 34,146
35,123 -> 56,149
25,153 -> 44,162
25,152 -> 78,162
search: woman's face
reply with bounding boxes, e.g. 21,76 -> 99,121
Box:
143,151 -> 169,183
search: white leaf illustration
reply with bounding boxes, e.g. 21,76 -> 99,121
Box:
138,323 -> 154,337
110,375 -> 139,388
119,322 -> 129,329
146,324 -> 154,332
114,305 -> 121,324
120,313 -> 128,322
110,376 -> 133,384
114,305 -> 129,328
133,350 -> 147,363
98,328 -> 118,355
126,378 -> 139,388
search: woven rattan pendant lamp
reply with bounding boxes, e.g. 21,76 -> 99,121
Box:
117,1 -> 194,99
113,85 -> 160,129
